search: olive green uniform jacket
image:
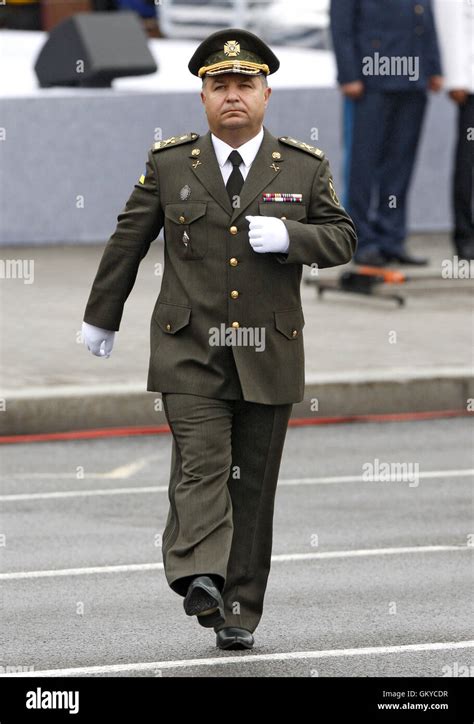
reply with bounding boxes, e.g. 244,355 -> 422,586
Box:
83,125 -> 357,404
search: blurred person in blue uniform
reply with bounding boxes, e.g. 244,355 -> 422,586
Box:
117,0 -> 164,36
330,0 -> 443,266
434,0 -> 474,261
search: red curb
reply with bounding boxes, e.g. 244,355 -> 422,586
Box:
0,409 -> 469,444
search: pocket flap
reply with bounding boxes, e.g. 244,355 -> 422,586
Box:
258,201 -> 307,221
274,307 -> 305,339
164,202 -> 207,225
154,301 -> 191,334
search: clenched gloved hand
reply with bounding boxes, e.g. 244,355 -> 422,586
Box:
82,321 -> 115,358
246,215 -> 290,254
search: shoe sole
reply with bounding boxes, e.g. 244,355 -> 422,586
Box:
217,638 -> 254,650
183,582 -> 225,628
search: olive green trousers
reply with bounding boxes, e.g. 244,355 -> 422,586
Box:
161,392 -> 292,633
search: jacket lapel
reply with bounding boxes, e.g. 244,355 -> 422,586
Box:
188,130 -> 233,215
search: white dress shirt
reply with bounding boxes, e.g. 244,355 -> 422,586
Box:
433,0 -> 474,92
211,126 -> 264,185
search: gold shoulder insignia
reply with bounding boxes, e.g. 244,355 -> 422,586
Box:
152,132 -> 199,152
278,136 -> 324,159
328,177 -> 340,206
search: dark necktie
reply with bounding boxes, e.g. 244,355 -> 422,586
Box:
226,150 -> 244,204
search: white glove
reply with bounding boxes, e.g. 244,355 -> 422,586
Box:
82,321 -> 115,358
246,215 -> 290,254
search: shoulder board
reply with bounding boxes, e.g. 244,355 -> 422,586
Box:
279,136 -> 325,159
152,132 -> 199,152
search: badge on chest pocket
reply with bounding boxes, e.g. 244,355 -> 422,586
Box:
164,202 -> 208,260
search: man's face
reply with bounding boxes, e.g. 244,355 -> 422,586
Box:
200,73 -> 271,134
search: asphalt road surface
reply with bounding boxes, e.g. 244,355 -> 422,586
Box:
0,417 -> 473,678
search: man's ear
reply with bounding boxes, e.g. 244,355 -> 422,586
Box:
264,86 -> 272,107
200,90 -> 205,104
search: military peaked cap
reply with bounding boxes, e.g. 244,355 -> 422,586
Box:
188,27 -> 280,78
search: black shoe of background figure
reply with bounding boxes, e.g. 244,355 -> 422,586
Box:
216,627 -> 255,650
353,248 -> 388,267
384,250 -> 429,266
183,575 -> 225,628
457,242 -> 474,261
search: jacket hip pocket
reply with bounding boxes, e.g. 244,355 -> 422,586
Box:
274,307 -> 305,339
153,300 -> 192,334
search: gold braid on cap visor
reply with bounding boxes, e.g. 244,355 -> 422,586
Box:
198,60 -> 270,77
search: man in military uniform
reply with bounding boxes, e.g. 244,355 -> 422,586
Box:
330,0 -> 443,267
82,28 -> 357,650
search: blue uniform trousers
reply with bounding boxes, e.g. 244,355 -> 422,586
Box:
344,91 -> 427,256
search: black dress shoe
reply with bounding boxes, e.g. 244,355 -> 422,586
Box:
457,243 -> 474,261
353,248 -> 387,267
183,575 -> 225,628
384,250 -> 429,266
216,627 -> 254,650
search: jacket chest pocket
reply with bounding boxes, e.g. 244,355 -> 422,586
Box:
164,202 -> 208,260
258,200 -> 307,222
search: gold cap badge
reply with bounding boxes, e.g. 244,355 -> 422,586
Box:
224,40 -> 240,57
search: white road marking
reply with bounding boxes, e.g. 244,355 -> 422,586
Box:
2,640 -> 474,677
3,453 -> 166,481
0,545 -> 470,580
281,469 -> 474,486
0,485 -> 169,501
1,468 -> 472,502
101,455 -> 164,479
4,473 -> 137,479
